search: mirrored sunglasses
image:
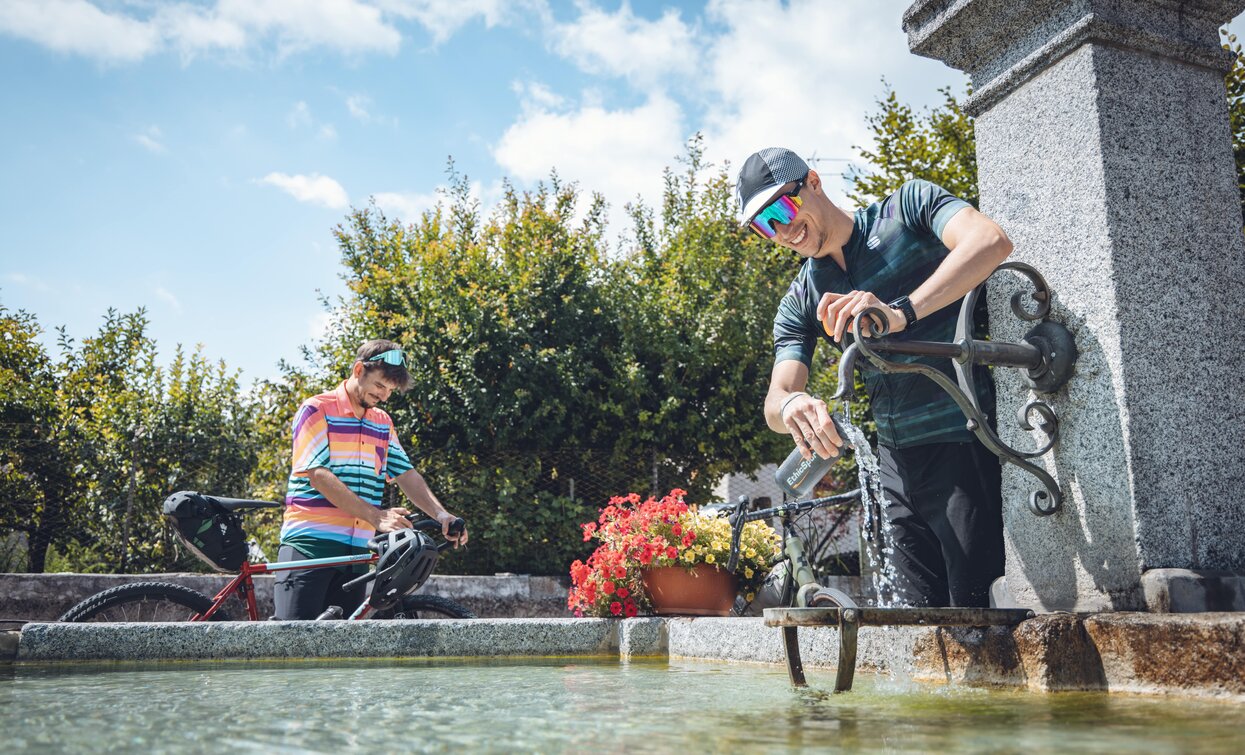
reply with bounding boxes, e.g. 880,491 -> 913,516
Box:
367,349 -> 406,367
748,182 -> 804,240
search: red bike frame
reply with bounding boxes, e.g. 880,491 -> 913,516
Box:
197,552 -> 379,621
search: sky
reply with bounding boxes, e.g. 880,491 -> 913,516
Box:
2,1 -> 1238,384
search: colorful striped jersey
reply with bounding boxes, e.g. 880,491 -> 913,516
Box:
280,382 -> 415,559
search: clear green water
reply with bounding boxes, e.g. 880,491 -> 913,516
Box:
3,658 -> 1243,753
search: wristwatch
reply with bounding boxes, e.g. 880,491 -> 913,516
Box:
888,295 -> 918,328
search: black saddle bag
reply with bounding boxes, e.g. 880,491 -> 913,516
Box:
162,491 -> 248,572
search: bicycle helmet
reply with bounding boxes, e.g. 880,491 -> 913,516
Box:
368,528 -> 439,610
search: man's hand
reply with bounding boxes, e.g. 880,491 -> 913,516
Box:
817,290 -> 905,343
437,511 -> 469,548
375,507 -> 414,533
781,393 -> 845,461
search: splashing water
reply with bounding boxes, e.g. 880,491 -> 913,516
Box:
835,411 -> 902,609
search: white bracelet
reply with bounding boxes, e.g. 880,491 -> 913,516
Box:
779,392 -> 807,416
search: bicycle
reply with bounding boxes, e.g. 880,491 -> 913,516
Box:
726,489 -> 863,615
59,492 -> 475,622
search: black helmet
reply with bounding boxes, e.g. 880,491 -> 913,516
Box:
369,528 -> 439,610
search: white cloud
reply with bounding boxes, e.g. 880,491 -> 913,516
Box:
308,310 -> 334,339
155,286 -> 183,313
287,101 -> 312,128
0,0 -> 403,63
376,0 -> 548,44
259,172 -> 350,209
5,272 -> 52,293
697,0 -> 963,205
347,94 -> 373,122
0,0 -> 161,63
372,191 -> 441,223
286,101 -> 337,140
549,1 -> 695,86
134,125 -> 167,154
494,90 -> 686,234
213,0 -> 401,57
510,80 -> 564,113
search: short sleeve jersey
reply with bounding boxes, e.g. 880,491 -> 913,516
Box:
279,381 -> 415,558
773,179 -> 996,448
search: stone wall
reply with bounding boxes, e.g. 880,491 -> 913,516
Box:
0,572 -> 572,622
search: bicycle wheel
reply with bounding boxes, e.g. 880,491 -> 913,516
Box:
59,581 -> 232,622
372,594 -> 476,620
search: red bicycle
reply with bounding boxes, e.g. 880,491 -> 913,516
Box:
59,492 -> 474,622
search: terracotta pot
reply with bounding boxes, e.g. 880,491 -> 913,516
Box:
641,564 -> 738,616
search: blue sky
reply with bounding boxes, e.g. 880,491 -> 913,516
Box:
3,1 -> 1239,384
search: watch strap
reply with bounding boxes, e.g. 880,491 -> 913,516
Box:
889,295 -> 918,328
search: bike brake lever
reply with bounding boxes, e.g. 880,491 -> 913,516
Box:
726,496 -> 748,573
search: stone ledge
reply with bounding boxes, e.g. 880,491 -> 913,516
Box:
16,618 -> 615,662
1141,569 -> 1245,612
10,613 -> 1245,702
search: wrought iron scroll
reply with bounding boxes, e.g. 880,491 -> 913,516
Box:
830,261 -> 1071,517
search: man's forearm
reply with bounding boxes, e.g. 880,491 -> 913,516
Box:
394,470 -> 452,520
307,468 -> 380,527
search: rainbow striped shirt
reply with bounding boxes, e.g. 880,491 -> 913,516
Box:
280,382 -> 415,559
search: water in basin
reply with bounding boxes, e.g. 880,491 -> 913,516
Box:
3,658 -> 1242,752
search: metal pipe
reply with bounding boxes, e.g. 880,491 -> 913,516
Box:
863,337 -> 1042,370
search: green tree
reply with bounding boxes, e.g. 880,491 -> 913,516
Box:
848,80 -> 977,208
0,301 -> 75,573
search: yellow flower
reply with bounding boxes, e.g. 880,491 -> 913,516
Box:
745,592 -> 755,602
705,553 -> 716,564
745,549 -> 755,559
744,568 -> 754,579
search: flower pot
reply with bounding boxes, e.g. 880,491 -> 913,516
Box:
641,564 -> 738,616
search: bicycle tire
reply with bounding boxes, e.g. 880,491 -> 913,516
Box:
58,581 -> 231,622
372,594 -> 475,620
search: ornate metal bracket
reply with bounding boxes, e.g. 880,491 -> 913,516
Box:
830,262 -> 1077,516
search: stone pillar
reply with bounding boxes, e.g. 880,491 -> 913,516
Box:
904,0 -> 1245,611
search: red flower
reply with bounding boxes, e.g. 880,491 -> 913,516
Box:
665,546 -> 678,559
616,587 -> 629,599
671,524 -> 682,536
610,601 -> 623,616
603,581 -> 616,595
624,603 -> 638,618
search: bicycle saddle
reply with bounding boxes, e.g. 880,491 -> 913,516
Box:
368,528 -> 439,610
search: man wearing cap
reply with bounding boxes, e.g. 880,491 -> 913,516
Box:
738,147 -> 1012,608
274,338 -> 469,619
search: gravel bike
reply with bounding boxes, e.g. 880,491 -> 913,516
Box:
59,493 -> 475,622
726,490 -> 863,614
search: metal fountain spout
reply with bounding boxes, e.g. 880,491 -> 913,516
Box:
830,261 -> 1077,516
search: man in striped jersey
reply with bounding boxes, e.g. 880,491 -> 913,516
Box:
274,339 -> 468,620
739,147 -> 1012,609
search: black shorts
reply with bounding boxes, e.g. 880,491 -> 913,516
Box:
272,545 -> 368,620
876,438 -> 1004,608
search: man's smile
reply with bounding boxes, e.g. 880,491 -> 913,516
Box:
789,224 -> 808,247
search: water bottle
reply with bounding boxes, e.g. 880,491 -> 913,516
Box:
774,412 -> 854,499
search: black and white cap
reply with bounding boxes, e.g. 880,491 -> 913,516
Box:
736,147 -> 809,226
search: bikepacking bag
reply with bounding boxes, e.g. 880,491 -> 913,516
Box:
162,491 -> 248,572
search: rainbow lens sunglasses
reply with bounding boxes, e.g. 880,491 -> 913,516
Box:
367,349 -> 406,367
748,179 -> 805,240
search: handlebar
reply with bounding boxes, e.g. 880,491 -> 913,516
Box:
344,515 -> 467,590
725,490 -> 861,572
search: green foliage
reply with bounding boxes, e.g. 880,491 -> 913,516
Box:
0,302 -> 269,573
304,138 -> 794,574
1223,28 -> 1245,225
849,80 -> 977,208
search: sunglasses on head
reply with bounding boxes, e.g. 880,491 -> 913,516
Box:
367,349 -> 406,367
748,178 -> 805,240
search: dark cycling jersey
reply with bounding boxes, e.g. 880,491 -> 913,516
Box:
773,179 -> 996,448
